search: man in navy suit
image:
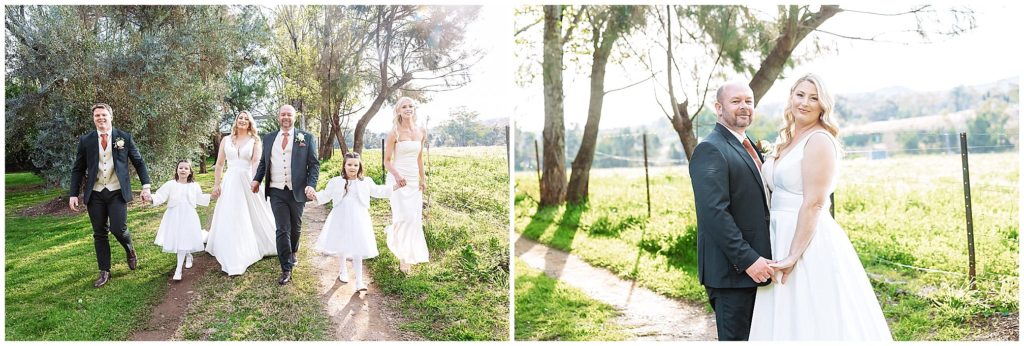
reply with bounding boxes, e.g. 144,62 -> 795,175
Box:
251,104 -> 319,285
69,103 -> 152,288
689,82 -> 774,340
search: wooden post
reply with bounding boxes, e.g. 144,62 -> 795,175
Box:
506,125 -> 511,175
381,138 -> 386,182
643,133 -> 651,218
960,132 -> 977,290
534,139 -> 542,187
830,193 -> 834,218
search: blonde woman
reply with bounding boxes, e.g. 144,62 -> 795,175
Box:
205,111 -> 278,276
749,74 -> 891,340
383,97 -> 428,273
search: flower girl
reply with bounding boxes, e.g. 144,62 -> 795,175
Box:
312,152 -> 392,291
151,160 -> 211,281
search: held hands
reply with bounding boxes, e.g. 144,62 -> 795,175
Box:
212,186 -> 221,199
304,186 -> 316,201
745,257 -> 775,284
250,181 -> 260,193
769,256 -> 798,284
140,188 -> 152,202
395,175 -> 407,188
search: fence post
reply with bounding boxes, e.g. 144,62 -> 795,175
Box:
830,193 -> 834,218
960,132 -> 977,290
505,125 -> 511,175
381,138 -> 386,182
643,133 -> 651,218
534,139 -> 542,187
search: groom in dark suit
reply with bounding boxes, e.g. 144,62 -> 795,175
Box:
69,103 -> 152,288
689,81 -> 773,341
252,104 -> 319,285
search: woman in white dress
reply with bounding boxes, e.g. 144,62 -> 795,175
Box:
383,97 -> 428,274
749,74 -> 891,340
205,111 -> 278,276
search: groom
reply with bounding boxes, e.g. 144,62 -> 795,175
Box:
69,103 -> 152,288
252,104 -> 319,285
689,81 -> 773,341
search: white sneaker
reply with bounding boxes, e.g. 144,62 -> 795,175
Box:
173,270 -> 182,281
338,264 -> 350,283
355,279 -> 367,292
185,253 -> 193,269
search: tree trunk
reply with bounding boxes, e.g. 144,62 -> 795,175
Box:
669,100 -> 701,160
539,5 -> 567,207
566,12 -> 624,204
749,5 -> 840,105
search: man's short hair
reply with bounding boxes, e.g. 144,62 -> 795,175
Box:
91,103 -> 113,115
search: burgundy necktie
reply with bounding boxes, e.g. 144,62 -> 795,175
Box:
101,134 -> 108,150
281,132 -> 289,150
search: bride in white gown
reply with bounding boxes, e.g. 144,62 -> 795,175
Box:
384,97 -> 429,274
206,111 -> 278,275
750,74 -> 891,340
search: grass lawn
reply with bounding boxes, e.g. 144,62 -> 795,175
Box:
514,152 -> 1018,341
514,259 -> 627,341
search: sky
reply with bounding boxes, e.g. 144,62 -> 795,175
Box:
512,3 -> 1023,132
366,4 -> 512,133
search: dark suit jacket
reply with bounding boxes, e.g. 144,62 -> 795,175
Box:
253,129 -> 320,203
689,123 -> 772,289
69,128 -> 151,204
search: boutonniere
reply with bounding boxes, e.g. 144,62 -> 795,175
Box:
114,137 -> 126,150
757,139 -> 774,156
295,133 -> 306,147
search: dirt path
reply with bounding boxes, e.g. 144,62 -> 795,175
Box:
304,203 -> 420,341
515,234 -> 717,341
130,252 -> 217,341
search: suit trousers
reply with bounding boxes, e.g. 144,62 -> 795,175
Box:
705,286 -> 757,341
87,188 -> 134,271
270,187 -> 305,272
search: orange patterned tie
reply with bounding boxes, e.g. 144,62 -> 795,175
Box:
281,132 -> 289,150
742,138 -> 762,171
101,134 -> 108,150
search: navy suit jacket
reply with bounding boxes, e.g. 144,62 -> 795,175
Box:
689,123 -> 772,289
252,129 -> 320,203
69,128 -> 151,203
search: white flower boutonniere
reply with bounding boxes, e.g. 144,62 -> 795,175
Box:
114,137 -> 126,150
757,139 -> 774,156
295,133 -> 306,147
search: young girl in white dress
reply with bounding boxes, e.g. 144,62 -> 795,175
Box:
151,160 -> 211,281
312,152 -> 392,291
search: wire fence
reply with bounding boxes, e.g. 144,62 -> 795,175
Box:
527,130 -> 1018,288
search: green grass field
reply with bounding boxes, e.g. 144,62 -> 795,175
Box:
514,259 -> 627,341
333,147 -> 510,340
515,152 -> 1018,341
6,145 -> 509,341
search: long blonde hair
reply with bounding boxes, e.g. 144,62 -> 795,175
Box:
230,111 -> 261,143
773,73 -> 840,158
391,97 -> 418,135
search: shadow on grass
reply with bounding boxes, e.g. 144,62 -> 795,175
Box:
514,260 -> 625,341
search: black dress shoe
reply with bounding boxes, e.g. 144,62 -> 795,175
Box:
278,271 -> 292,285
94,271 -> 110,288
127,249 -> 138,270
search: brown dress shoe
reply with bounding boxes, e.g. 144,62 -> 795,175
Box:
94,271 -> 110,288
278,271 -> 292,285
127,249 -> 138,270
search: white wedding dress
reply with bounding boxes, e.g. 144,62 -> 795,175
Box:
205,136 -> 278,275
385,140 -> 429,264
749,130 -> 892,340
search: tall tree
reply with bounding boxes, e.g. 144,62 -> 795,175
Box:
350,5 -> 480,153
537,5 -> 578,206
5,5 -> 262,186
565,5 -> 646,204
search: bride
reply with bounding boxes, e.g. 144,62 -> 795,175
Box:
749,74 -> 891,340
205,111 -> 278,275
383,97 -> 429,273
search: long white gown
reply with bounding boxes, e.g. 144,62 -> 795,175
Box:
749,130 -> 892,340
385,140 -> 429,264
314,176 -> 391,259
205,136 -> 278,275
152,180 -> 210,253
